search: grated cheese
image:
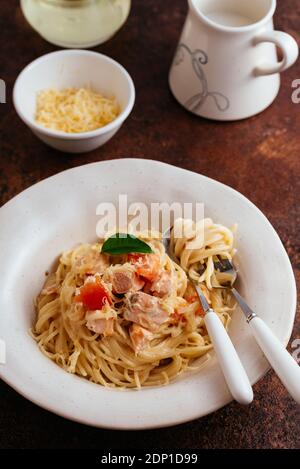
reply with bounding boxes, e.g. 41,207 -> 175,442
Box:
35,87 -> 120,133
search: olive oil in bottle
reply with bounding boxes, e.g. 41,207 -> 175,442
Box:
21,0 -> 131,48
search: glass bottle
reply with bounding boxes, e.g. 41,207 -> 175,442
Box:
20,0 -> 131,48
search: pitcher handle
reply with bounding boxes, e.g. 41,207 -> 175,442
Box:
253,31 -> 298,76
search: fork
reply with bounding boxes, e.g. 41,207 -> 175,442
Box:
163,228 -> 253,405
210,257 -> 300,404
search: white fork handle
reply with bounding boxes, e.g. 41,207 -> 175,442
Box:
205,311 -> 253,405
249,317 -> 300,404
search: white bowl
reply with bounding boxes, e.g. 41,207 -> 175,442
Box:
13,50 -> 135,153
0,159 -> 296,429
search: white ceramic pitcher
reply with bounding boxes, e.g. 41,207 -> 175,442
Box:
169,0 -> 299,121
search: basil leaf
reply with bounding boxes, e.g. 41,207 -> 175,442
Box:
101,233 -> 153,255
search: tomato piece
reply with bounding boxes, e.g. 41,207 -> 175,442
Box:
75,278 -> 112,310
185,293 -> 198,303
195,305 -> 204,316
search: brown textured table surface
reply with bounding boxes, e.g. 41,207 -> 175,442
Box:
0,0 -> 299,450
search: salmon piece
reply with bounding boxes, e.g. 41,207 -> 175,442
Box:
146,271 -> 172,298
128,253 -> 161,282
86,317 -> 114,336
129,324 -> 154,353
110,269 -> 145,294
125,292 -> 169,331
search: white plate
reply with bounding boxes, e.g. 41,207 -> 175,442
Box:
0,159 -> 296,429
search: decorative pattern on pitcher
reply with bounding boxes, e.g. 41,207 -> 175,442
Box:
174,44 -> 230,113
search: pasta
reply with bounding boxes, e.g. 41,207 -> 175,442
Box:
32,218 -> 237,389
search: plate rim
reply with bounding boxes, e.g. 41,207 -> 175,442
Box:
0,158 -> 297,429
